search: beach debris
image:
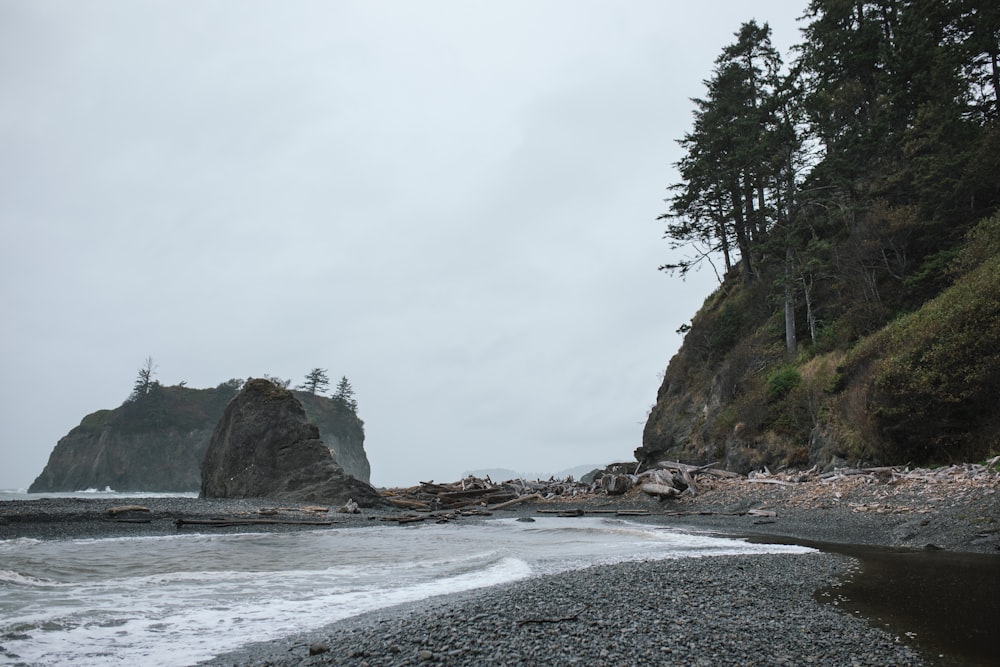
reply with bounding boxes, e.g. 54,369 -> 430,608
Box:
379,462 -> 726,512
375,461 -> 998,522
380,475 -> 588,512
301,505 -> 331,513
678,462 -> 999,517
337,499 -> 359,514
629,460 -> 728,499
601,474 -> 631,495
308,642 -> 330,656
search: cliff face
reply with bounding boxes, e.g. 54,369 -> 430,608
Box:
638,213 -> 1000,474
200,379 -> 382,506
295,391 -> 371,484
29,383 -> 237,492
29,425 -> 213,492
29,380 -> 373,492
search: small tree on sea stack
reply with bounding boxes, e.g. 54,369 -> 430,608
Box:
128,356 -> 159,402
298,368 -> 330,395
333,375 -> 358,413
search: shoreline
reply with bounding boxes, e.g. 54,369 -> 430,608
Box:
3,468 -> 998,553
199,551 -> 926,667
2,477 -> 998,666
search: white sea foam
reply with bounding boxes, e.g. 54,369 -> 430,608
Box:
0,517 -> 813,666
0,569 -> 59,587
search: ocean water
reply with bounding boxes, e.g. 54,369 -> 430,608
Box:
0,489 -> 199,501
0,516 -> 814,666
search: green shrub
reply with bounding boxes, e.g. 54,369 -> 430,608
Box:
767,366 -> 802,401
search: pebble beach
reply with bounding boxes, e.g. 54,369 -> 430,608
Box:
199,552 -> 923,667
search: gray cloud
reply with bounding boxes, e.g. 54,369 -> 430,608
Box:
1,1 -> 804,488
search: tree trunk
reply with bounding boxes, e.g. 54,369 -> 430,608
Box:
991,48 -> 999,118
730,185 -> 755,283
802,274 -> 817,345
784,249 -> 797,356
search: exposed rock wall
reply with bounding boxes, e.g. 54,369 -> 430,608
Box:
199,379 -> 383,506
29,424 -> 211,492
296,391 -> 371,484
28,383 -> 237,492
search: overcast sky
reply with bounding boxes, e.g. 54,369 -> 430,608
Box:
0,1 -> 805,490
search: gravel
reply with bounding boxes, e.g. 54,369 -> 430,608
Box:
199,552 -> 923,667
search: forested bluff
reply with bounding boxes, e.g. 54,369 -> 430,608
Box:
638,4 -> 1000,473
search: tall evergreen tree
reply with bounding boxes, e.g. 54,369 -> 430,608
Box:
663,21 -> 796,286
333,376 -> 358,413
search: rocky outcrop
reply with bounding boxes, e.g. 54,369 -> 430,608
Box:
200,379 -> 383,506
29,425 -> 212,493
29,380 -> 373,492
28,383 -> 239,492
296,391 -> 371,484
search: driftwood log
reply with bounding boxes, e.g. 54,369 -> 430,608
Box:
490,493 -> 544,510
640,483 -> 678,498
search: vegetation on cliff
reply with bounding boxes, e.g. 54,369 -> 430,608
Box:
640,2 -> 1000,472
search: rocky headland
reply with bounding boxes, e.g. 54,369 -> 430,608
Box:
28,378 -> 372,493
200,379 -> 384,507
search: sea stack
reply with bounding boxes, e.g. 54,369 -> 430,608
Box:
200,378 -> 383,507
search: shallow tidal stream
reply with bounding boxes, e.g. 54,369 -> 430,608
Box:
750,536 -> 1000,666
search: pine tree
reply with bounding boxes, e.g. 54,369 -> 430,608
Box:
298,368 -> 330,395
662,21 -> 795,285
333,376 -> 358,413
128,356 -> 158,402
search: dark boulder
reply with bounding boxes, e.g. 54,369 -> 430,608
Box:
200,379 -> 383,507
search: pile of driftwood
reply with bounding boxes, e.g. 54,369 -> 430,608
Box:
599,460 -> 740,499
379,461 -> 746,512
381,477 -> 564,512
743,460 -> 1000,486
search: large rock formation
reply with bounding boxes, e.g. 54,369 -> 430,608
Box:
29,380 -> 373,493
297,391 -> 371,484
29,383 -> 240,492
199,379 -> 383,506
